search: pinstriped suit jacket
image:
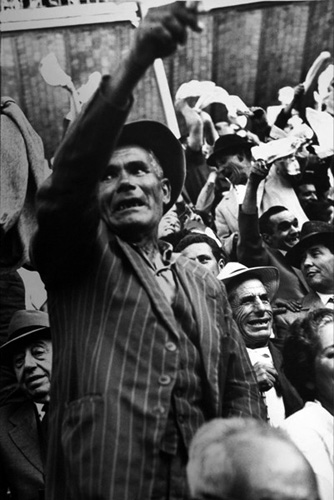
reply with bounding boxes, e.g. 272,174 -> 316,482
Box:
32,82 -> 264,500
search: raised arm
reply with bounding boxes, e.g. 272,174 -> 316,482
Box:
31,3 -> 203,286
237,160 -> 271,267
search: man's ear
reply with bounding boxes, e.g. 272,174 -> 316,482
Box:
161,178 -> 171,206
262,232 -> 272,246
218,259 -> 225,271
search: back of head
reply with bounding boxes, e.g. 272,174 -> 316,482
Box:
187,417 -> 319,500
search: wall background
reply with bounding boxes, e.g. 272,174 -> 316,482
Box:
1,0 -> 333,159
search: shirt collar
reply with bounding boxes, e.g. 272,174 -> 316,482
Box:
316,291 -> 334,306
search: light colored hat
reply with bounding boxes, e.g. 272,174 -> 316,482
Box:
218,262 -> 279,301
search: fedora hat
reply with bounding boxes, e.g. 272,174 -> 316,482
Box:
218,262 -> 279,301
0,310 -> 50,360
207,134 -> 253,166
285,220 -> 334,268
116,120 -> 185,213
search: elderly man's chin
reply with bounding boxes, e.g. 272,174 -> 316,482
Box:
26,383 -> 50,403
246,323 -> 272,342
107,212 -> 160,241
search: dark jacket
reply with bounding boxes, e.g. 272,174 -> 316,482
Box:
31,81 -> 265,500
0,400 -> 45,500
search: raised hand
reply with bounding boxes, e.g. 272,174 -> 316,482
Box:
132,2 -> 203,69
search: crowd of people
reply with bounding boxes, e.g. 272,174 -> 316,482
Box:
0,3 -> 333,500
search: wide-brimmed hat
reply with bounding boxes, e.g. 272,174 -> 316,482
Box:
116,120 -> 185,212
285,220 -> 334,268
207,134 -> 253,166
218,262 -> 279,301
0,310 -> 50,360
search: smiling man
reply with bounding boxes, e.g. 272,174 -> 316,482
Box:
30,4 -> 264,500
219,263 -> 303,426
276,221 -> 334,335
237,159 -> 309,302
0,310 -> 51,500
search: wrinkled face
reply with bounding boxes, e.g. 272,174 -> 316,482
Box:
98,146 -> 171,241
13,338 -> 52,403
314,321 -> 334,414
229,278 -> 273,348
180,242 -> 221,276
265,210 -> 300,251
215,151 -> 251,185
298,184 -> 318,204
301,244 -> 334,293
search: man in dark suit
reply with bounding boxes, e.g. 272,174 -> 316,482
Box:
276,220 -> 334,337
219,263 -> 303,426
237,159 -> 309,303
30,4 -> 265,499
0,310 -> 51,500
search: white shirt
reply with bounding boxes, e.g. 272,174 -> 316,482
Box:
282,401 -> 334,500
247,346 -> 285,427
316,292 -> 334,308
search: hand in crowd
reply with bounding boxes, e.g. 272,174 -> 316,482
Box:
253,361 -> 279,392
272,298 -> 302,315
249,159 -> 271,180
131,2 -> 203,69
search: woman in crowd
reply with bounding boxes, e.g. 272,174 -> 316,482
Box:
281,308 -> 334,500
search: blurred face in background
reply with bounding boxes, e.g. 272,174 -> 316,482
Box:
180,242 -> 222,276
314,320 -> 334,415
215,150 -> 251,185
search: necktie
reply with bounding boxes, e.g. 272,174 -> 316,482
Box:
40,403 -> 49,445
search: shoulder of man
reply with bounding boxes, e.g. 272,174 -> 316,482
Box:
174,254 -> 224,293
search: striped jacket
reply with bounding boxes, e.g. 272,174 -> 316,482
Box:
31,82 -> 264,500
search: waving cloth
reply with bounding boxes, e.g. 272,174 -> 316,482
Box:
0,97 -> 47,272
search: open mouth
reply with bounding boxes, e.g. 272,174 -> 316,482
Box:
287,235 -> 299,246
248,318 -> 270,327
114,199 -> 144,213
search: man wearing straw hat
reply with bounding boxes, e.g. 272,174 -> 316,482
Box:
31,3 -> 264,499
219,262 -> 303,426
0,310 -> 51,500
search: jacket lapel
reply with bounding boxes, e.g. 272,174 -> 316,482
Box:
118,236 -> 221,414
9,401 -> 44,474
174,259 -> 221,415
116,237 -> 180,340
302,290 -> 323,309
